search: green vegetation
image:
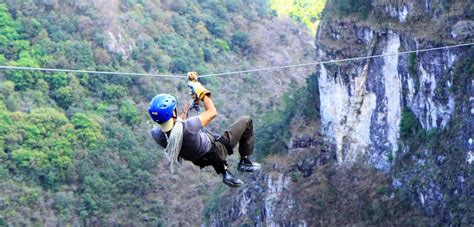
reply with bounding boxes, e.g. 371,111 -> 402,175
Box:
294,164 -> 431,225
2,0 -> 468,225
269,0 -> 326,34
203,184 -> 226,224
0,0 -> 280,224
255,73 -> 319,159
440,0 -> 453,10
400,108 -> 423,139
213,39 -> 230,52
231,31 -> 251,52
325,0 -> 373,18
400,108 -> 439,150
408,53 -> 420,92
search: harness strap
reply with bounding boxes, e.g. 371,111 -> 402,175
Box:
193,151 -> 227,174
216,136 -> 234,155
205,130 -> 234,155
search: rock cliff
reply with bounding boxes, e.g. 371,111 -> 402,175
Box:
210,0 -> 473,225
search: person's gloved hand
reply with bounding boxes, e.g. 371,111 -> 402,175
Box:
187,72 -> 211,101
187,71 -> 199,82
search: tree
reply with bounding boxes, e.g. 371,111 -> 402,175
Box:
59,41 -> 96,69
231,31 -> 251,52
332,0 -> 373,17
213,39 -> 230,52
119,101 -> 141,126
45,72 -> 69,89
204,15 -> 226,37
6,51 -> 43,90
269,0 -> 325,34
0,100 -> 12,156
399,108 -> 422,139
304,73 -> 320,118
71,112 -> 104,150
170,58 -> 191,73
203,48 -> 212,62
6,108 -> 77,187
52,86 -> 74,109
0,4 -> 20,41
103,84 -> 128,101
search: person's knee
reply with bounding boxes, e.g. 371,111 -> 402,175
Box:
238,115 -> 252,125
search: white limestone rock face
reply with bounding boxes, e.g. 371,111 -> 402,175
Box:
264,174 -> 292,226
318,50 -> 377,163
382,32 -> 401,157
318,52 -> 349,162
317,32 -> 403,170
409,61 -> 455,130
375,1 -> 413,22
316,24 -> 464,171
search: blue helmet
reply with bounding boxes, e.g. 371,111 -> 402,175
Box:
148,94 -> 177,124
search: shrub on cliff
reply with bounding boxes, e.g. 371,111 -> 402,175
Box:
256,75 -> 320,159
326,0 -> 373,17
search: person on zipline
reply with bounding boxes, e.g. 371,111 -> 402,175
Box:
148,72 -> 261,187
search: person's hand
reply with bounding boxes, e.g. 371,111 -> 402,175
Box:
187,71 -> 198,82
187,72 -> 211,101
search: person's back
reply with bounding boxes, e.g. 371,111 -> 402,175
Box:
151,116 -> 211,163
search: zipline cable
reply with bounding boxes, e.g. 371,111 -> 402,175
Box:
0,42 -> 472,79
0,66 -> 185,78
199,42 -> 474,77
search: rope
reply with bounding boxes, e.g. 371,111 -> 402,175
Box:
0,42 -> 472,79
0,66 -> 185,78
199,42 -> 474,77
163,117 -> 184,174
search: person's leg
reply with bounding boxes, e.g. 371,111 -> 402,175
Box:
222,116 -> 261,172
222,116 -> 254,157
209,143 -> 243,187
210,143 -> 228,174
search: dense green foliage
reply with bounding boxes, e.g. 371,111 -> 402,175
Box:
399,108 -> 438,151
0,0 -> 279,224
269,0 -> 326,34
231,31 -> 251,52
255,73 -> 319,159
407,53 -> 420,92
325,0 -> 373,17
400,108 -> 422,138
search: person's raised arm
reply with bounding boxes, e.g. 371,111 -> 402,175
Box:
199,95 -> 217,127
187,72 -> 217,127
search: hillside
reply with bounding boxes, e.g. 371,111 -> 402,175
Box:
0,0 -> 315,225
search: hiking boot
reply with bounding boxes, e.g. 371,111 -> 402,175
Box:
237,158 -> 261,172
222,170 -> 244,188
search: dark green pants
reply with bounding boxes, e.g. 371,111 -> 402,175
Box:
203,116 -> 255,174
217,115 -> 254,158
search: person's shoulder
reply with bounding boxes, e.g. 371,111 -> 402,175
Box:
151,126 -> 163,139
151,126 -> 167,147
184,116 -> 203,131
185,116 -> 200,124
